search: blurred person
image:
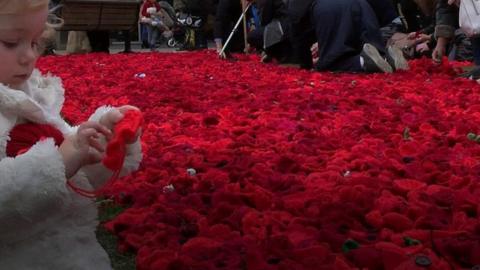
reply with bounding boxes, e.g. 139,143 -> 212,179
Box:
247,0 -> 293,63
288,0 -> 408,73
140,0 -> 162,50
214,0 -> 246,57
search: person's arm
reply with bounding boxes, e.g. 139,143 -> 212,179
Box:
434,0 -> 457,40
256,0 -> 272,25
432,0 -> 457,62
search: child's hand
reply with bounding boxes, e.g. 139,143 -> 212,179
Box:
59,122 -> 112,178
100,106 -> 142,144
99,108 -> 123,130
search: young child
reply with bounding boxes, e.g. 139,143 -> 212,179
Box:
0,1 -> 143,269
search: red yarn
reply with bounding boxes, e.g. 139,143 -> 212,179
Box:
103,110 -> 144,171
68,110 -> 143,198
6,123 -> 65,157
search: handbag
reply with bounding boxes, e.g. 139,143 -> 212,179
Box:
459,0 -> 480,37
263,19 -> 285,49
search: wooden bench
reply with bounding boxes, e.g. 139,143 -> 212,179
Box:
59,0 -> 142,52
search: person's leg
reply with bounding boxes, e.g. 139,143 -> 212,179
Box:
247,27 -> 264,51
311,0 -> 365,71
147,25 -> 159,49
356,0 -> 385,55
87,31 -> 110,53
122,30 -> 131,53
450,30 -> 473,62
195,28 -> 207,49
146,25 -> 153,48
141,24 -> 149,48
152,28 -> 159,49
312,0 -> 395,72
471,36 -> 480,66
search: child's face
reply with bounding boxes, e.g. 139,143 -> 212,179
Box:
0,7 -> 48,89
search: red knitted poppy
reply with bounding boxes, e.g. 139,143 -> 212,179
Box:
103,110 -> 143,171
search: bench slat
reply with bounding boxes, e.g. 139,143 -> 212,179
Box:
60,0 -> 140,31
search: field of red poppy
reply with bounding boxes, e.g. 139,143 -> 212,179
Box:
38,51 -> 480,270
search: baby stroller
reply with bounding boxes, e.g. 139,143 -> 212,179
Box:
167,13 -> 205,49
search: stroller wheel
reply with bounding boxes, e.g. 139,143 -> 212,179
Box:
186,16 -> 193,26
167,38 -> 177,48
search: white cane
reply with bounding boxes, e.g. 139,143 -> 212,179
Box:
219,2 -> 252,57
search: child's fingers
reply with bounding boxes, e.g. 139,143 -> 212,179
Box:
80,121 -> 112,139
118,105 -> 140,114
104,110 -> 124,129
76,128 -> 99,148
99,110 -> 122,130
87,148 -> 104,164
88,136 -> 105,153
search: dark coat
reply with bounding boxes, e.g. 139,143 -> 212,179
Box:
256,0 -> 289,26
214,0 -> 242,39
434,0 -> 458,39
287,0 -> 396,28
393,0 -> 433,33
288,0 -> 394,69
213,0 -> 245,51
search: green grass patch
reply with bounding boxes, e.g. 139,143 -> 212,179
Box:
96,199 -> 136,270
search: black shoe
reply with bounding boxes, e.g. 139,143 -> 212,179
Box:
361,43 -> 393,73
261,52 -> 273,63
386,46 -> 409,71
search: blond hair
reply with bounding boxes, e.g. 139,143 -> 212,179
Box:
0,0 -> 64,55
0,0 -> 49,14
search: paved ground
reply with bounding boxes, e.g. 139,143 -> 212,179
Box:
55,41 -> 215,55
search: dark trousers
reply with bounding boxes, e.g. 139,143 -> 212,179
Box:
311,0 -> 385,72
472,37 -> 480,66
247,27 -> 264,51
87,31 -> 110,53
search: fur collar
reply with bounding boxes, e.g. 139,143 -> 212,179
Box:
0,69 -> 65,124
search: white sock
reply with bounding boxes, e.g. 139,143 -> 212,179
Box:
360,56 -> 365,68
